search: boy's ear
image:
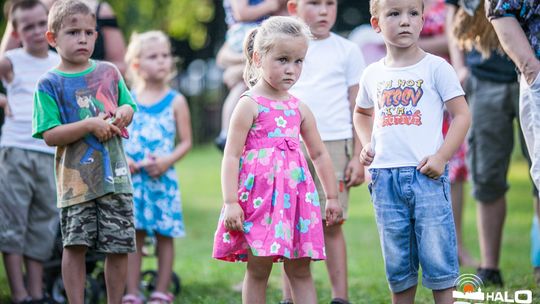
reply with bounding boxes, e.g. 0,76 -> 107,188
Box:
370,16 -> 381,33
11,28 -> 19,40
131,58 -> 140,70
45,31 -> 57,47
287,0 -> 298,16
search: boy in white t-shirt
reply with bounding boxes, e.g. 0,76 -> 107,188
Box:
281,1 -> 365,303
353,0 -> 470,303
0,1 -> 60,303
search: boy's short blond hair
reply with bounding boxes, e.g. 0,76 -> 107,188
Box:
369,0 -> 381,17
370,0 -> 424,17
48,0 -> 95,33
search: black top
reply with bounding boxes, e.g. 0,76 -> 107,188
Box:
91,2 -> 120,61
445,0 -> 517,83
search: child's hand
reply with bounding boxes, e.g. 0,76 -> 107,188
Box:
325,198 -> 343,226
126,157 -> 139,174
223,202 -> 244,232
90,113 -> 122,142
141,154 -> 172,178
113,105 -> 134,129
359,143 -> 375,166
345,157 -> 365,188
417,154 -> 446,179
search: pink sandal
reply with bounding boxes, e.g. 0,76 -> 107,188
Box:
148,291 -> 174,304
121,294 -> 143,304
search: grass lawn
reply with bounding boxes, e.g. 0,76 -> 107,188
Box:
0,145 -> 538,303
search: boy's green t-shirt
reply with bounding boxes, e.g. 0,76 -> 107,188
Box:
32,61 -> 137,208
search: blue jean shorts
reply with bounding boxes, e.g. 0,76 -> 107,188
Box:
368,167 -> 459,293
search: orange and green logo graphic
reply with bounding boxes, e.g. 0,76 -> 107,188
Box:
455,274 -> 484,294
453,274 -> 533,303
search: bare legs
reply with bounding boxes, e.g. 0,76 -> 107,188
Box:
63,245 -> 128,304
243,253 -> 273,304
126,232 -> 146,297
450,181 -> 478,267
2,253 -> 45,302
392,286 -> 452,304
104,253 -> 128,304
477,196 -> 506,269
283,258 -> 317,304
155,234 -> 174,293
126,232 -> 175,297
281,223 -> 348,302
245,252 -> 317,304
62,246 -> 87,304
323,224 -> 348,300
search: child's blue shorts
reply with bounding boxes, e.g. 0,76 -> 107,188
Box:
368,166 -> 459,293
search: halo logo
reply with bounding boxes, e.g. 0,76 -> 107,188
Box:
452,274 -> 532,304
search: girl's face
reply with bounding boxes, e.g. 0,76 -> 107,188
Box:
135,39 -> 173,83
255,35 -> 308,93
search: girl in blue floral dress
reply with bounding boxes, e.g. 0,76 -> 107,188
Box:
122,31 -> 192,304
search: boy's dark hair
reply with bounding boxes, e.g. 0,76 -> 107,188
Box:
48,0 -> 95,34
7,0 -> 48,29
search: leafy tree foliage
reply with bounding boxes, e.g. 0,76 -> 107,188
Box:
111,0 -> 215,50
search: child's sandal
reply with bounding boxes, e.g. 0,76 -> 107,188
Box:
121,294 -> 143,304
148,291 -> 174,304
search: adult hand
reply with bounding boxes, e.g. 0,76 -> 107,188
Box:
524,59 -> 540,86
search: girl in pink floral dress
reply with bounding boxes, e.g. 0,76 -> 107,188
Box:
212,16 -> 342,303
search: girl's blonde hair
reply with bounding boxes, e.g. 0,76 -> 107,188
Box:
243,16 -> 311,88
125,30 -> 177,88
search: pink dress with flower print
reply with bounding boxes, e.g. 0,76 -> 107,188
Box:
212,93 -> 325,262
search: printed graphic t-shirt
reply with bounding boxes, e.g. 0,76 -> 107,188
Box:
32,61 -> 136,208
356,54 -> 464,168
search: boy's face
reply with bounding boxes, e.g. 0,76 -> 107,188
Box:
370,0 -> 424,49
46,13 -> 97,67
288,0 -> 337,39
12,5 -> 49,54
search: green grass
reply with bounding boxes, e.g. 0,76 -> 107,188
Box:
1,145 -> 538,303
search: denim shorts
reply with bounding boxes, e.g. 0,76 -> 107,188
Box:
368,167 -> 459,293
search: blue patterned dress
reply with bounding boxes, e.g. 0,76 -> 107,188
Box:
124,90 -> 185,238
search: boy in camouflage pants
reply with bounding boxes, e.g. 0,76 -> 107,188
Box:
32,1 -> 137,303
